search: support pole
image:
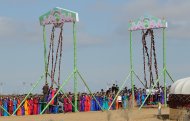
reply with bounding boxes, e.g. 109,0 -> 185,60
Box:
163,28 -> 167,107
108,72 -> 131,110
0,105 -> 11,116
130,30 -> 134,107
139,70 -> 164,110
73,22 -> 78,112
166,70 -> 174,83
77,71 -> 104,111
12,74 -> 44,115
40,72 -> 74,114
43,26 -> 48,83
133,71 -> 146,88
50,74 -> 78,111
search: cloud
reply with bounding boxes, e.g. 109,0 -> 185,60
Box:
108,0 -> 190,41
0,17 -> 19,37
0,16 -> 105,48
0,16 -> 42,44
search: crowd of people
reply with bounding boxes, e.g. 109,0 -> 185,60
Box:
0,83 -> 171,116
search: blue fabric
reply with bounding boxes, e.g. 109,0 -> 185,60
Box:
122,95 -> 127,109
94,96 -> 99,111
90,98 -> 95,111
13,100 -> 17,115
99,97 -> 103,109
141,93 -> 146,106
22,106 -> 25,115
3,99 -> 8,116
52,105 -> 59,114
81,96 -> 85,111
161,92 -> 164,104
137,92 -> 141,106
102,96 -> 109,110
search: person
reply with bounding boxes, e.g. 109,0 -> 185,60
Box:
8,97 -> 13,114
90,95 -> 95,111
141,90 -> 146,106
94,93 -> 100,111
13,97 -> 17,115
0,97 -> 2,116
112,84 -> 116,94
81,94 -> 85,111
38,96 -> 42,114
53,88 -> 59,113
33,96 -> 39,115
108,94 -> 113,110
102,93 -> 106,110
161,87 -> 164,104
57,95 -> 64,113
115,85 -> 119,94
24,98 -> 29,115
42,83 -> 49,102
104,94 -> 109,110
67,93 -> 72,112
112,94 -> 116,110
101,89 -> 104,95
122,93 -> 128,109
151,89 -> 156,105
137,89 -> 141,106
99,94 -> 103,110
48,86 -> 55,113
77,93 -> 81,112
16,97 -> 22,116
124,87 -> 128,94
117,94 -> 122,109
72,94 -> 75,112
29,97 -> 34,115
3,97 -> 8,116
85,94 -> 90,111
63,95 -> 68,112
21,103 -> 25,115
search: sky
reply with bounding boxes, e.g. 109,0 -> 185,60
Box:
0,0 -> 190,94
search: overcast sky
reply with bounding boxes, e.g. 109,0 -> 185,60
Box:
0,0 -> 190,94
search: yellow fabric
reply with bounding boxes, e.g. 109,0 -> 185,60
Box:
24,100 -> 29,115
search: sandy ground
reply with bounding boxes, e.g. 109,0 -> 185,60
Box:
0,107 -> 173,121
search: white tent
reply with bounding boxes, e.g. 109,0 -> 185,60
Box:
170,77 -> 190,94
169,77 -> 190,120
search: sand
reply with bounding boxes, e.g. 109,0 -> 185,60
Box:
0,107 -> 172,121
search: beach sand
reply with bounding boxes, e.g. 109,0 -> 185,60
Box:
0,107 -> 173,121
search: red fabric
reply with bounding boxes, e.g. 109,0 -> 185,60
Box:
8,99 -> 13,114
0,100 -> 2,116
85,96 -> 91,111
67,96 -> 72,112
64,97 -> 68,112
29,99 -> 34,115
33,98 -> 38,115
50,89 -> 56,105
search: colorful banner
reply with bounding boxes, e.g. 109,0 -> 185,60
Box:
128,15 -> 167,31
39,7 -> 79,26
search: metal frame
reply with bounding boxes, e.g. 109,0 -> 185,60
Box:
107,16 -> 174,110
0,7 -> 104,116
40,8 -> 104,113
128,20 -> 174,109
0,13 -> 175,115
